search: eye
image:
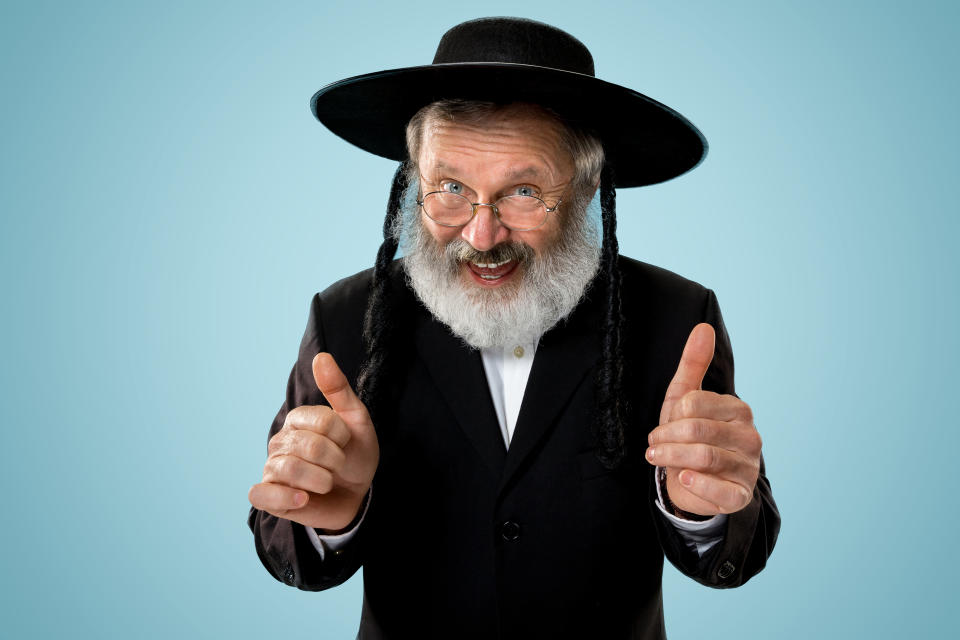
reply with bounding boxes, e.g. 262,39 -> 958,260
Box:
441,181 -> 464,195
512,185 -> 538,197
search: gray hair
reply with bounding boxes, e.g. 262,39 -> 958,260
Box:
403,99 -> 605,209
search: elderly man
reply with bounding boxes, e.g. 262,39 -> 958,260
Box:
248,17 -> 779,640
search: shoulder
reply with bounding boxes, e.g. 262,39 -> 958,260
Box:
317,267 -> 374,307
617,254 -> 713,306
314,260 -> 406,314
309,259 -> 410,347
615,255 -> 722,354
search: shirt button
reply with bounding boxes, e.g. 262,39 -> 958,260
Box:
513,345 -> 525,358
500,521 -> 521,541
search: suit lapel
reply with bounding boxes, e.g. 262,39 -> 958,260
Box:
414,308 -> 507,480
499,289 -> 603,490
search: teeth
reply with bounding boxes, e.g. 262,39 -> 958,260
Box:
480,274 -> 502,280
471,259 -> 511,269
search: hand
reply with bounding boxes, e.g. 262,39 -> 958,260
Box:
248,353 -> 380,531
646,323 -> 762,517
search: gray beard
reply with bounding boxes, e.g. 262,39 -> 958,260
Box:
398,190 -> 602,349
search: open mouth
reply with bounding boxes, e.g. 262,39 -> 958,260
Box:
464,258 -> 519,284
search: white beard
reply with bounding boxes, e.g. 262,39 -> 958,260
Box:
398,189 -> 602,349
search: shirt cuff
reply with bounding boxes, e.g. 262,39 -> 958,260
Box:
653,467 -> 727,557
303,487 -> 372,561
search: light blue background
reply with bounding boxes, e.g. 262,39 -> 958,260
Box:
1,1 -> 956,637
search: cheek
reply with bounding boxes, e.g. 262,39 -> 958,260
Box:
514,226 -> 559,256
423,214 -> 461,246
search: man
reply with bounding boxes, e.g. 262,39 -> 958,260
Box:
248,17 -> 779,639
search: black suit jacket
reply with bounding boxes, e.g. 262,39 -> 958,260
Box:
248,256 -> 779,639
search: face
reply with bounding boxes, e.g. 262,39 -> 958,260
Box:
416,106 -> 575,292
400,105 -> 602,349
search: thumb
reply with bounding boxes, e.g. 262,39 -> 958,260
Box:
312,352 -> 371,426
659,323 -> 716,425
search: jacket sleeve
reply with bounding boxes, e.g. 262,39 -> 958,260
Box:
651,288 -> 780,588
247,293 -> 366,591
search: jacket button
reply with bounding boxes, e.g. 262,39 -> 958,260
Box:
501,521 -> 521,541
717,560 -> 736,580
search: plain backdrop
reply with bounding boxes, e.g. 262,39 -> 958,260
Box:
1,1 -> 957,638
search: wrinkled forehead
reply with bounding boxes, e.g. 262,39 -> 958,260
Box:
417,104 -> 574,184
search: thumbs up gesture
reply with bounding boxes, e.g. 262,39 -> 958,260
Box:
646,323 -> 762,517
248,353 -> 380,531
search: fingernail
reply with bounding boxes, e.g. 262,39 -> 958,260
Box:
679,471 -> 693,486
293,492 -> 306,507
646,447 -> 655,462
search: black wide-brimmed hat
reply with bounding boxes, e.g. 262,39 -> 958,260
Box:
311,17 -> 707,188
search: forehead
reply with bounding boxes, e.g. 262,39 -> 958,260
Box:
418,106 -> 573,184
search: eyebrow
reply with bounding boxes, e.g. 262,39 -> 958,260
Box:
432,161 -> 547,182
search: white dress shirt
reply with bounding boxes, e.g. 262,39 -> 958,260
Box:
305,338 -> 726,559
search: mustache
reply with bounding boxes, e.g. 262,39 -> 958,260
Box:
444,240 -> 535,265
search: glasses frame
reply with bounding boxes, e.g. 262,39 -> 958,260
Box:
416,189 -> 564,231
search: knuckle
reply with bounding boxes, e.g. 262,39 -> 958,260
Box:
689,419 -> 708,443
262,457 -> 279,483
697,444 -> 716,470
314,407 -> 337,435
751,429 -> 763,454
267,432 -> 287,455
310,438 -> 338,464
339,424 -> 353,447
326,446 -> 347,472
316,468 -> 334,494
285,406 -> 307,425
275,455 -> 300,483
306,436 -> 329,463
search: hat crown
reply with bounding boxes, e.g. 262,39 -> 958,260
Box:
432,17 -> 595,77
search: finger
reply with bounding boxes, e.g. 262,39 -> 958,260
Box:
282,405 -> 351,448
648,418 -> 751,452
645,442 -> 744,477
263,454 -> 336,494
312,353 -> 371,423
667,389 -> 753,424
248,481 -> 308,514
676,470 -> 753,514
660,323 -> 715,425
269,430 -> 347,472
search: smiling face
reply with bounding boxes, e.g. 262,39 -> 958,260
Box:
416,104 -> 576,292
399,102 -> 603,349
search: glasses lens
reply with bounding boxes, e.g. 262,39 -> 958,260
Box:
496,195 -> 548,230
423,192 -> 473,226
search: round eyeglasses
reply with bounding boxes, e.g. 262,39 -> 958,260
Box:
417,190 -> 563,231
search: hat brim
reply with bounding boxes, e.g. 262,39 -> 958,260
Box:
310,62 -> 707,188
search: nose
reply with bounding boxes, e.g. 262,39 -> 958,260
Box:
460,204 -> 510,252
